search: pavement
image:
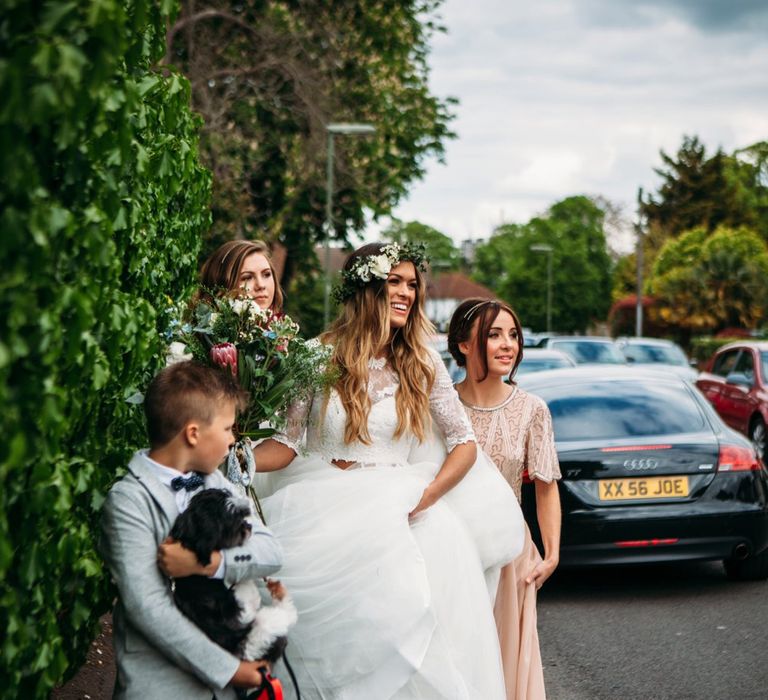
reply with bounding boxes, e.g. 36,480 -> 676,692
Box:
51,614 -> 115,700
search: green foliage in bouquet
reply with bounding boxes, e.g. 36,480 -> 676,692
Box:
0,1 -> 210,696
170,295 -> 335,441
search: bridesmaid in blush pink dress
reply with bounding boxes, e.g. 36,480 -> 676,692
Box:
447,298 -> 562,700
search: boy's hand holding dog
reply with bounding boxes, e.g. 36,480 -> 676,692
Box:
158,537 -> 221,578
230,660 -> 268,688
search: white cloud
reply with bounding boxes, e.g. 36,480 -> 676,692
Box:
375,0 -> 768,254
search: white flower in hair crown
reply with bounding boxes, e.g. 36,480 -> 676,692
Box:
333,242 -> 429,304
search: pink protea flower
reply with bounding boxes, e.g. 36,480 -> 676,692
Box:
210,342 -> 238,377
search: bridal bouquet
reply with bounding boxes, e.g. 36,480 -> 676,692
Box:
166,294 -> 334,491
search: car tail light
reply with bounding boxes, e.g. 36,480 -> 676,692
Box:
717,444 -> 760,471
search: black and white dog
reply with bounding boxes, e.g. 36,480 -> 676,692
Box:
169,488 -> 297,664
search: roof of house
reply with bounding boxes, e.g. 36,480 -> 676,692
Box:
426,272 -> 496,301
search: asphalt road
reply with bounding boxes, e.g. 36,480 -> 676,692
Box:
538,561 -> 768,700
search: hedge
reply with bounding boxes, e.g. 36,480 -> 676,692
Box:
0,0 -> 211,696
690,335 -> 768,367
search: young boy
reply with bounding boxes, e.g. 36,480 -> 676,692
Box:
100,361 -> 283,699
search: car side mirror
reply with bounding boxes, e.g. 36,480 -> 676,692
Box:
725,371 -> 752,389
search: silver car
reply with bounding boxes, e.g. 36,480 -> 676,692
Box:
615,337 -> 698,381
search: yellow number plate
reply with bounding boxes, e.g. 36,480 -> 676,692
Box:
598,476 -> 689,501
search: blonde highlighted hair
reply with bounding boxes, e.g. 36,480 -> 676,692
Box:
321,243 -> 436,445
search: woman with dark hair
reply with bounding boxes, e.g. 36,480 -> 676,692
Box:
250,244 -> 523,699
448,298 -> 561,700
198,239 -> 284,311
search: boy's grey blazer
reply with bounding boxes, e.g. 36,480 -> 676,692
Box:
100,451 -> 283,699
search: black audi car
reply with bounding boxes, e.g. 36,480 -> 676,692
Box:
517,366 -> 768,580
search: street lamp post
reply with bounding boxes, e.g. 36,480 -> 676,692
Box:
324,122 -> 376,326
635,186 -> 644,337
530,243 -> 554,332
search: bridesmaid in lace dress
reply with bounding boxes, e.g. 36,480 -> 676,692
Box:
448,298 -> 562,700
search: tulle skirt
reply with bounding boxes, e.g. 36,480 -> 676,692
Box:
257,452 -> 524,699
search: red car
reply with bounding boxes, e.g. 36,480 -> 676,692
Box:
696,342 -> 768,460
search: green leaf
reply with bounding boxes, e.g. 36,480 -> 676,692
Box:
40,2 -> 78,33
57,44 -> 88,85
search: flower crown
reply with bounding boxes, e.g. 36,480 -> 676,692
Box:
332,242 -> 430,304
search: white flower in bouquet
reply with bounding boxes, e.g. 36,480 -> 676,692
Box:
248,301 -> 266,322
229,298 -> 248,315
166,341 -> 193,366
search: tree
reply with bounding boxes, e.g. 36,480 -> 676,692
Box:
472,196 -> 614,333
642,136 -> 768,251
382,219 -> 462,271
167,1 -> 456,284
647,226 -> 768,333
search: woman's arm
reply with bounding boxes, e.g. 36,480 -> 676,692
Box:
523,395 -> 562,588
411,349 -> 478,517
252,438 -> 297,472
410,441 -> 477,517
526,478 -> 561,589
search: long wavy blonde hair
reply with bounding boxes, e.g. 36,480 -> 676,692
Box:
321,243 -> 436,445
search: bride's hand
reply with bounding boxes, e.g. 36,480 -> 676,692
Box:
409,483 -> 439,520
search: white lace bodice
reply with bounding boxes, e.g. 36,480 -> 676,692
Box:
274,350 -> 475,467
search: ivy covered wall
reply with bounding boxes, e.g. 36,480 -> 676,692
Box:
0,1 -> 211,695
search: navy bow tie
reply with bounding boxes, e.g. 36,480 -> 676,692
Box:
170,473 -> 205,492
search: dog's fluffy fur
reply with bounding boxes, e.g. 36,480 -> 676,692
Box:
170,488 -> 297,663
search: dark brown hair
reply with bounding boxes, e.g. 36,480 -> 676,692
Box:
199,239 -> 284,311
144,361 -> 248,448
447,298 -> 524,381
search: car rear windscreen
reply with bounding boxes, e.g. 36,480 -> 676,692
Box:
535,381 -> 707,440
624,343 -> 687,365
550,340 -> 624,364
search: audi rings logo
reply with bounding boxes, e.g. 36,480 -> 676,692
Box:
623,458 -> 659,470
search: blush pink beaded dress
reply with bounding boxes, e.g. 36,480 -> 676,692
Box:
461,384 -> 561,700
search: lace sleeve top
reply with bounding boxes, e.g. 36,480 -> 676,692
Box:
272,349 -> 475,464
461,385 -> 561,502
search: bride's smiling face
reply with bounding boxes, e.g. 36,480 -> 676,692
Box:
386,261 -> 418,330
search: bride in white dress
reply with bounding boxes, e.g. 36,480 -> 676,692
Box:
252,242 -> 524,699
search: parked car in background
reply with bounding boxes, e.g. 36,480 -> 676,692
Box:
541,336 -> 626,365
516,348 -> 576,376
517,366 -> 768,579
526,332 -> 555,348
696,341 -> 768,460
431,333 -> 465,383
615,337 -> 698,381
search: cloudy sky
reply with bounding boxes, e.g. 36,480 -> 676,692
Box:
375,0 -> 768,253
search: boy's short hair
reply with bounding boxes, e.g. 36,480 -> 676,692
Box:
144,361 -> 248,448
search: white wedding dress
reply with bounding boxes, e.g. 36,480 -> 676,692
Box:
256,353 -> 524,699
